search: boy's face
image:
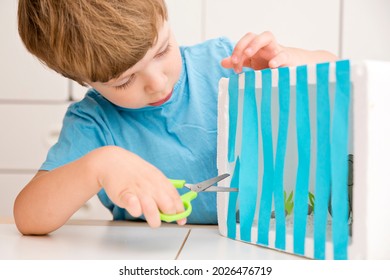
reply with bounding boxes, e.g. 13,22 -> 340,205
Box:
88,21 -> 182,109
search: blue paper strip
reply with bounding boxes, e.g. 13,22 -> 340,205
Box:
239,71 -> 259,242
313,63 -> 331,259
227,158 -> 240,239
331,60 -> 350,260
257,69 -> 274,245
228,74 -> 239,163
274,67 -> 290,250
293,65 -> 311,256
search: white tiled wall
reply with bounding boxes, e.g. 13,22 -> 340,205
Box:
0,0 -> 69,101
342,0 -> 390,61
204,0 -> 340,55
1,0 -> 389,219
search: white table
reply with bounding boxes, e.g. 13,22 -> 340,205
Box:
0,219 -> 305,260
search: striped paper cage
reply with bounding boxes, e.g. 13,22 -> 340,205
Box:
217,60 -> 390,259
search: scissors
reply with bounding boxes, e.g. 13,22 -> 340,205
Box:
160,173 -> 237,222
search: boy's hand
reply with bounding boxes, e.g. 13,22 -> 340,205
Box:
221,31 -> 292,73
221,31 -> 338,73
94,146 -> 186,228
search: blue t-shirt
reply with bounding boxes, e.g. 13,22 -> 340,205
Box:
40,37 -> 235,224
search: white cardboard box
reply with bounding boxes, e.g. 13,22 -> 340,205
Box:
217,60 -> 390,259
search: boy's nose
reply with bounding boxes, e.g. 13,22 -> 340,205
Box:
143,71 -> 167,94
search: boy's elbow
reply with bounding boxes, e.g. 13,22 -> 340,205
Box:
14,223 -> 48,236
13,197 -> 51,236
14,215 -> 52,236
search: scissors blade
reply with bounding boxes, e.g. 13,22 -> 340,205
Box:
202,186 -> 238,192
187,173 -> 230,193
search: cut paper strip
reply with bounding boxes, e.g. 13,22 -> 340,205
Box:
228,74 -> 239,163
238,71 -> 259,242
274,67 -> 290,250
293,65 -> 311,256
331,60 -> 350,260
226,158 -> 240,239
257,69 -> 274,246
313,63 -> 331,260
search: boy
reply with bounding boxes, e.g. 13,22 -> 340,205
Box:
15,0 -> 337,235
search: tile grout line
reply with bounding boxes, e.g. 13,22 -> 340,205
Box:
338,0 -> 344,58
174,229 -> 192,260
201,0 -> 206,41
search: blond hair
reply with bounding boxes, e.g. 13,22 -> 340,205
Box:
18,0 -> 168,85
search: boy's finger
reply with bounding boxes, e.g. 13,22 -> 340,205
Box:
121,192 -> 142,217
243,31 -> 280,57
269,50 -> 290,68
140,196 -> 162,228
156,177 -> 185,214
221,57 -> 234,69
231,32 -> 257,62
176,218 -> 187,226
156,193 -> 180,215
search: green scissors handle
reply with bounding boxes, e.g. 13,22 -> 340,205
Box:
160,179 -> 197,223
159,174 -> 232,223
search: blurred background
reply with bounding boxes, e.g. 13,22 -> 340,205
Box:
0,0 -> 389,220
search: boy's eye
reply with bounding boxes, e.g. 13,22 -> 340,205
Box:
113,44 -> 171,91
154,44 -> 171,59
114,75 -> 135,91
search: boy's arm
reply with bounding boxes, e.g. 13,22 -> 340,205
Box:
221,31 -> 338,73
14,146 -> 185,235
13,155 -> 101,235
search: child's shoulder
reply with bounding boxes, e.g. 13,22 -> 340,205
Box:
181,37 -> 233,53
180,37 -> 234,61
179,37 -> 235,78
67,88 -> 112,116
